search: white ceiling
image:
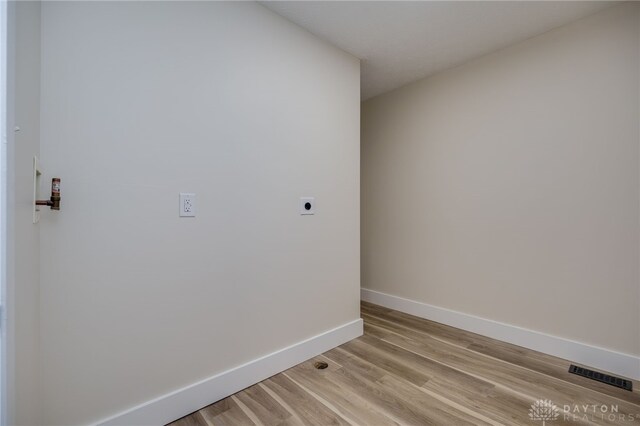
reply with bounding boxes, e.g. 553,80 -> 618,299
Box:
261,1 -> 616,100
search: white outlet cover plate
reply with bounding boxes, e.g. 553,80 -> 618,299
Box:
300,197 -> 315,215
180,193 -> 196,217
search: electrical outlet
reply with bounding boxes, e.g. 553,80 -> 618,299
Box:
300,197 -> 315,215
180,193 -> 196,217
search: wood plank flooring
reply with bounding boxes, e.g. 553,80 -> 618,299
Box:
170,302 -> 640,425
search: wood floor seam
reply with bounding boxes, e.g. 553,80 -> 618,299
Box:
281,372 -> 360,426
416,385 -> 502,426
231,395 -> 263,426
257,382 -> 306,426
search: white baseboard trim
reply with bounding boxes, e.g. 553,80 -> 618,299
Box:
361,288 -> 640,381
95,319 -> 363,426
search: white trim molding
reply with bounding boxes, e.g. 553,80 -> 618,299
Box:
361,288 -> 640,381
95,319 -> 363,426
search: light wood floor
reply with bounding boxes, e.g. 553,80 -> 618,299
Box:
170,302 -> 640,425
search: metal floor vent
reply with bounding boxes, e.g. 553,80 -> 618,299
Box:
569,365 -> 632,391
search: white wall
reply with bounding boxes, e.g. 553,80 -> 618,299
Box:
362,4 -> 639,359
38,2 -> 360,424
6,1 -> 41,424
